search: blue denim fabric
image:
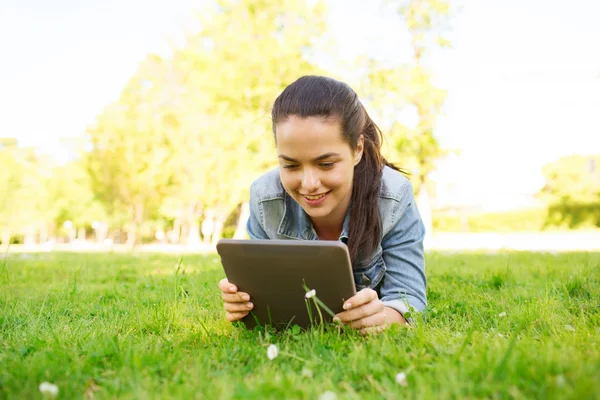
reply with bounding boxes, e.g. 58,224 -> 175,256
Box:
246,166 -> 427,316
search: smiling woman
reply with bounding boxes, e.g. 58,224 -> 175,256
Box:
276,116 -> 359,239
218,75 -> 427,334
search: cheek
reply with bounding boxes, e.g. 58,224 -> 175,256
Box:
279,172 -> 299,192
326,167 -> 354,188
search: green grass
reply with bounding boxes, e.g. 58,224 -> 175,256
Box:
0,251 -> 599,399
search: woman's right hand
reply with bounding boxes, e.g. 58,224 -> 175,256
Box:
218,278 -> 253,322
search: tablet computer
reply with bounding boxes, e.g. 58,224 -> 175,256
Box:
216,239 -> 356,329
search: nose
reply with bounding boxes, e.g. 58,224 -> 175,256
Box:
301,168 -> 320,193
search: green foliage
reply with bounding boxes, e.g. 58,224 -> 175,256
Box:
84,0 -> 328,243
0,141 -> 27,232
433,206 -> 600,232
433,208 -> 550,232
2,2 -> 460,242
540,155 -> 600,228
86,55 -> 183,243
361,0 -> 454,194
0,140 -> 53,239
48,160 -> 107,228
0,251 -> 598,398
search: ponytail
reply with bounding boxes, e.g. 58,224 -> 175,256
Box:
347,117 -> 399,265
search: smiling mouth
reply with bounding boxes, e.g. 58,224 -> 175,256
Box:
301,192 -> 330,200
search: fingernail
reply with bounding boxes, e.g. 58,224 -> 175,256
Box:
333,316 -> 341,323
242,294 -> 250,301
229,286 -> 237,293
343,302 -> 351,310
247,302 -> 253,309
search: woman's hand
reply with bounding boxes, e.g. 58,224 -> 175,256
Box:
333,288 -> 406,335
218,278 -> 254,322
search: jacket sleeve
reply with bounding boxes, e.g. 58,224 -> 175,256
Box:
380,181 -> 427,316
246,182 -> 270,240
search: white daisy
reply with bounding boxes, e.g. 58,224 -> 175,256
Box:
267,344 -> 278,360
39,382 -> 59,398
395,372 -> 408,387
319,391 -> 337,400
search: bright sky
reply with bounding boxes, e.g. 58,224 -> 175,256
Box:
1,0 -> 599,210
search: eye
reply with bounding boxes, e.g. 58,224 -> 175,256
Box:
282,164 -> 299,169
319,162 -> 335,169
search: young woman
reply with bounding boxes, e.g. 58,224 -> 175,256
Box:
218,75 -> 426,334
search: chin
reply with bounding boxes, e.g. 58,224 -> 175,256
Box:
303,208 -> 331,219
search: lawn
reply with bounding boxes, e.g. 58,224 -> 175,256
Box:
0,251 -> 598,399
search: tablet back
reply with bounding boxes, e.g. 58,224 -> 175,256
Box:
216,239 -> 356,329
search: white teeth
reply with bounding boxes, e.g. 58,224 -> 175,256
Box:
304,193 -> 327,200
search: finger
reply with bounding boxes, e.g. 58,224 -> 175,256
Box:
343,288 -> 378,310
348,312 -> 386,330
221,291 -> 250,303
360,325 -> 387,336
218,278 -> 238,293
224,301 -> 254,313
226,311 -> 249,322
217,278 -> 229,291
336,298 -> 384,323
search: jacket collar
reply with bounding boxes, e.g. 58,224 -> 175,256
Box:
277,191 -> 350,243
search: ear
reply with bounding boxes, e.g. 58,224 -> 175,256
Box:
353,135 -> 364,166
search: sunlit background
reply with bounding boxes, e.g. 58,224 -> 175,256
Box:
1,0 -> 599,251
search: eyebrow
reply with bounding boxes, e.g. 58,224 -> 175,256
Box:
278,152 -> 341,162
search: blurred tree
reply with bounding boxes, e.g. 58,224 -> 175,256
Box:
0,139 -> 51,245
362,0 -> 454,238
396,0 -> 453,187
86,55 -> 178,246
0,139 -> 25,244
540,155 -> 600,228
161,0 -> 327,243
48,159 -> 107,242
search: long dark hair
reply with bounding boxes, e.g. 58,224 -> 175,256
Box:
271,75 -> 400,265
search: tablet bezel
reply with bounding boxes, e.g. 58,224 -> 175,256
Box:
216,239 -> 356,329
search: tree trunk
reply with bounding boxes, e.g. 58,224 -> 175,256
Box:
171,218 -> 182,244
39,223 -> 49,244
126,224 -> 137,248
126,203 -> 144,249
211,214 -> 226,246
233,202 -> 250,239
93,222 -> 108,244
187,202 -> 201,246
201,211 -> 215,244
77,227 -> 86,240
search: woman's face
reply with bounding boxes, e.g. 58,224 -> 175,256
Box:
275,116 -> 363,224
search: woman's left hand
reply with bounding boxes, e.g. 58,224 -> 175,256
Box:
333,288 -> 405,335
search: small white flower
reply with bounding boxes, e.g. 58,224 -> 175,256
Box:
267,344 -> 278,360
39,382 -> 59,398
555,375 -> 566,386
319,391 -> 337,400
305,289 -> 316,299
498,312 -> 507,318
301,367 -> 313,378
564,324 -> 575,332
395,372 -> 408,387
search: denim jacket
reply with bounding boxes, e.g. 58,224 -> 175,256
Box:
246,166 -> 427,316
